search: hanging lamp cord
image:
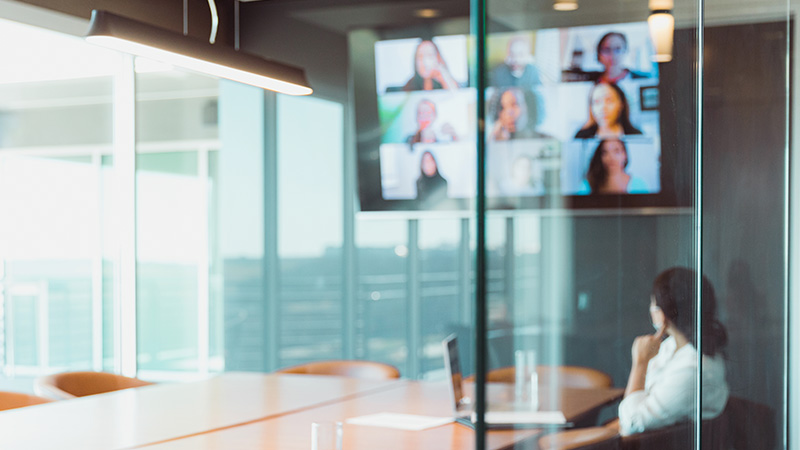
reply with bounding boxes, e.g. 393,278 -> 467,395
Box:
207,0 -> 219,44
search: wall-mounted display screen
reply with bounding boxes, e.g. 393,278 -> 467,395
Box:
353,21 -> 679,212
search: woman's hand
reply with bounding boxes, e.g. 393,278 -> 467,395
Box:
631,326 -> 666,367
624,326 -> 666,398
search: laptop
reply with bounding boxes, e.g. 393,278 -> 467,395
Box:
442,334 -> 570,429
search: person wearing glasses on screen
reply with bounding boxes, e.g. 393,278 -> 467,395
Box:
591,32 -> 649,85
616,267 -> 729,436
401,40 -> 459,92
582,139 -> 648,194
575,82 -> 642,139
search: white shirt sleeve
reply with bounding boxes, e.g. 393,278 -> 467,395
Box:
618,338 -> 698,436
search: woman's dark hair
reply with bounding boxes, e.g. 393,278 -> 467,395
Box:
596,32 -> 628,62
652,267 -> 728,357
586,139 -> 627,193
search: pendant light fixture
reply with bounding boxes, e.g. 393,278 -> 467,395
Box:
85,2 -> 312,95
648,0 -> 674,63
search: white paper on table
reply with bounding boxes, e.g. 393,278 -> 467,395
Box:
475,410 -> 567,425
345,413 -> 455,431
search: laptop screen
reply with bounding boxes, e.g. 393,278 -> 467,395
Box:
442,334 -> 465,411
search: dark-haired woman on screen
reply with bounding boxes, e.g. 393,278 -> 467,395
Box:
617,267 -> 729,436
575,83 -> 642,139
402,40 -> 459,92
416,151 -> 449,204
584,139 -> 647,194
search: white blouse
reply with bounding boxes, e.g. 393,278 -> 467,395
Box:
618,336 -> 729,436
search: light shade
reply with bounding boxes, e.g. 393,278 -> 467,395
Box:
86,10 -> 312,95
553,0 -> 579,11
648,10 -> 674,63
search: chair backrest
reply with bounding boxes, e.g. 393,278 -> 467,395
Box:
467,365 -> 613,389
34,371 -> 153,400
538,426 -> 620,450
276,360 -> 401,380
0,391 -> 52,412
619,406 -> 731,450
726,396 -> 777,450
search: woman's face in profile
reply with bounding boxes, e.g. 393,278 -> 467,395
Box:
416,41 -> 439,78
598,35 -> 627,72
499,91 -> 521,128
591,84 -> 622,128
421,152 -> 438,176
600,139 -> 627,169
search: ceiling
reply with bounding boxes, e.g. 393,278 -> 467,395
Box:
241,0 -> 791,35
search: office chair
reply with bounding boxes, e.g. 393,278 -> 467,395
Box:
0,391 -> 52,411
34,371 -> 154,400
464,365 -> 614,427
466,365 -> 613,389
275,360 -> 401,380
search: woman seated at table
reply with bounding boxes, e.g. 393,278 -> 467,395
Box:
618,267 -> 729,436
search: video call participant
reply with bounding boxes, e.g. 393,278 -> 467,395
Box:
591,32 -> 649,85
575,82 -> 642,139
583,139 -> 647,194
402,40 -> 459,91
416,151 -> 449,203
617,267 -> 729,436
489,88 -> 547,141
407,99 -> 459,144
490,36 -> 542,88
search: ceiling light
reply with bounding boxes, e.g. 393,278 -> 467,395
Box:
553,0 -> 579,11
85,10 -> 312,95
415,9 -> 441,19
648,0 -> 674,62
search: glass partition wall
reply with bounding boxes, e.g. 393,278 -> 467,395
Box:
473,0 -> 790,449
0,1 -> 794,448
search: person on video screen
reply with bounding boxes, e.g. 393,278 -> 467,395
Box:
416,150 -> 449,203
615,267 -> 729,436
575,82 -> 642,139
407,99 -> 458,144
584,139 -> 647,194
490,36 -> 542,88
402,40 -> 459,92
489,88 -> 547,141
591,32 -> 649,84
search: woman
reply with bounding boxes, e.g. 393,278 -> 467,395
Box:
585,139 -> 647,194
407,99 -> 458,144
618,267 -> 729,436
575,82 -> 642,139
593,32 -> 646,84
489,88 -> 544,141
416,151 -> 448,202
403,40 -> 459,91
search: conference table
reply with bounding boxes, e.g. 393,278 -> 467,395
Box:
0,373 -> 623,450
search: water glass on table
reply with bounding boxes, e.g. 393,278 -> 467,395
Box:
514,349 -> 539,410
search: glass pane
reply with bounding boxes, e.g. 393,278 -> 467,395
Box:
277,94 -> 345,367
136,151 -> 201,372
0,18 -> 118,386
356,219 -> 410,375
480,0 -> 702,448
134,66 -> 219,375
701,5 -> 790,449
